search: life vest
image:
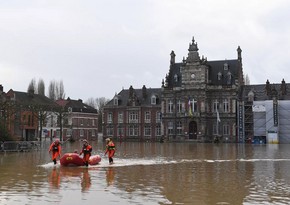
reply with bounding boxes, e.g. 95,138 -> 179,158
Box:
82,145 -> 92,155
52,144 -> 59,152
107,142 -> 115,151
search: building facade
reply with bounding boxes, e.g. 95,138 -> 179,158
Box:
4,88 -> 57,141
102,85 -> 162,141
238,79 -> 290,144
54,98 -> 98,141
161,37 -> 243,142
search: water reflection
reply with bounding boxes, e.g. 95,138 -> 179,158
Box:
80,169 -> 91,192
106,167 -> 115,186
48,167 -> 60,189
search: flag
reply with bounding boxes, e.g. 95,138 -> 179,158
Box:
188,98 -> 192,116
217,110 -> 221,122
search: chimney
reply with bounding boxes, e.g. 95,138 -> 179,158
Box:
266,79 -> 271,95
281,79 -> 286,95
142,85 -> 147,99
0,84 -> 3,93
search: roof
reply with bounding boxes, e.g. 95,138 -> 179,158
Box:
241,82 -> 290,101
57,98 -> 98,114
167,59 -> 241,87
207,59 -> 240,85
7,89 -> 57,107
106,86 -> 161,107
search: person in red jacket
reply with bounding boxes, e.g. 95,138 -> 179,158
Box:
105,138 -> 115,164
79,140 -> 92,167
48,139 -> 61,165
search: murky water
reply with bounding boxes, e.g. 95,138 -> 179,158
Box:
1,140 -> 290,205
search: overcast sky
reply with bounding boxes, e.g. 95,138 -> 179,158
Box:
1,0 -> 290,101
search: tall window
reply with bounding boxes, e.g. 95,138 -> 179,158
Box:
156,124 -> 161,136
118,112 -> 123,123
151,95 -> 156,105
117,126 -> 124,136
129,111 -> 138,123
144,125 -> 151,136
176,121 -> 182,135
223,99 -> 229,113
156,111 -> 162,123
107,125 -> 113,136
213,100 -> 219,112
223,124 -> 230,135
168,121 -> 174,135
177,100 -> 182,113
192,99 -> 197,112
145,111 -> 151,123
168,100 -> 173,113
129,125 -> 138,136
66,129 -> 72,136
107,113 -> 112,123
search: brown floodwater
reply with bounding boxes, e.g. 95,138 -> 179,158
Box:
1,140 -> 290,205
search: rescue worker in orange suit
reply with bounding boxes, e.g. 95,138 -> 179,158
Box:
79,140 -> 92,167
48,139 -> 61,165
105,138 -> 115,164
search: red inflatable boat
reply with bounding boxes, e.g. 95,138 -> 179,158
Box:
60,153 -> 101,166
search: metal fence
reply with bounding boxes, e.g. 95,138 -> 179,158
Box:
0,141 -> 40,152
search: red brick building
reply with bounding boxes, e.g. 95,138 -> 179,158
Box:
102,85 -> 162,141
55,98 -> 98,141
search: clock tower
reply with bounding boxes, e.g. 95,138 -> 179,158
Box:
181,37 -> 208,90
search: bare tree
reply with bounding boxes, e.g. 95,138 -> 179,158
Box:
244,74 -> 250,85
48,80 -> 66,100
37,79 -> 45,96
27,78 -> 36,93
58,80 -> 65,100
85,97 -> 96,108
85,97 -> 109,132
48,80 -> 56,100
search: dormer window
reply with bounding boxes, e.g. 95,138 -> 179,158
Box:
248,91 -> 254,102
151,95 -> 156,105
114,97 -> 118,106
224,63 -> 229,70
174,74 -> 178,82
227,71 -> 232,84
217,72 -> 222,80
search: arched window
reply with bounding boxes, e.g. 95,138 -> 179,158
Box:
151,95 -> 156,105
113,97 -> 118,106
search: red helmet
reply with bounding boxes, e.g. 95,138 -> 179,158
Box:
54,139 -> 60,144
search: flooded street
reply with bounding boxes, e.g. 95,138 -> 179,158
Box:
1,140 -> 290,205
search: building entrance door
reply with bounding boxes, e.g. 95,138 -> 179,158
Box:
188,121 -> 197,139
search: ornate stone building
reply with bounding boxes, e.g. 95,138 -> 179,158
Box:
161,37 -> 244,142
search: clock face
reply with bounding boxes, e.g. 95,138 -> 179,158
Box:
191,73 -> 195,79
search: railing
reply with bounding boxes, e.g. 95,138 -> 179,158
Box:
0,141 -> 40,152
